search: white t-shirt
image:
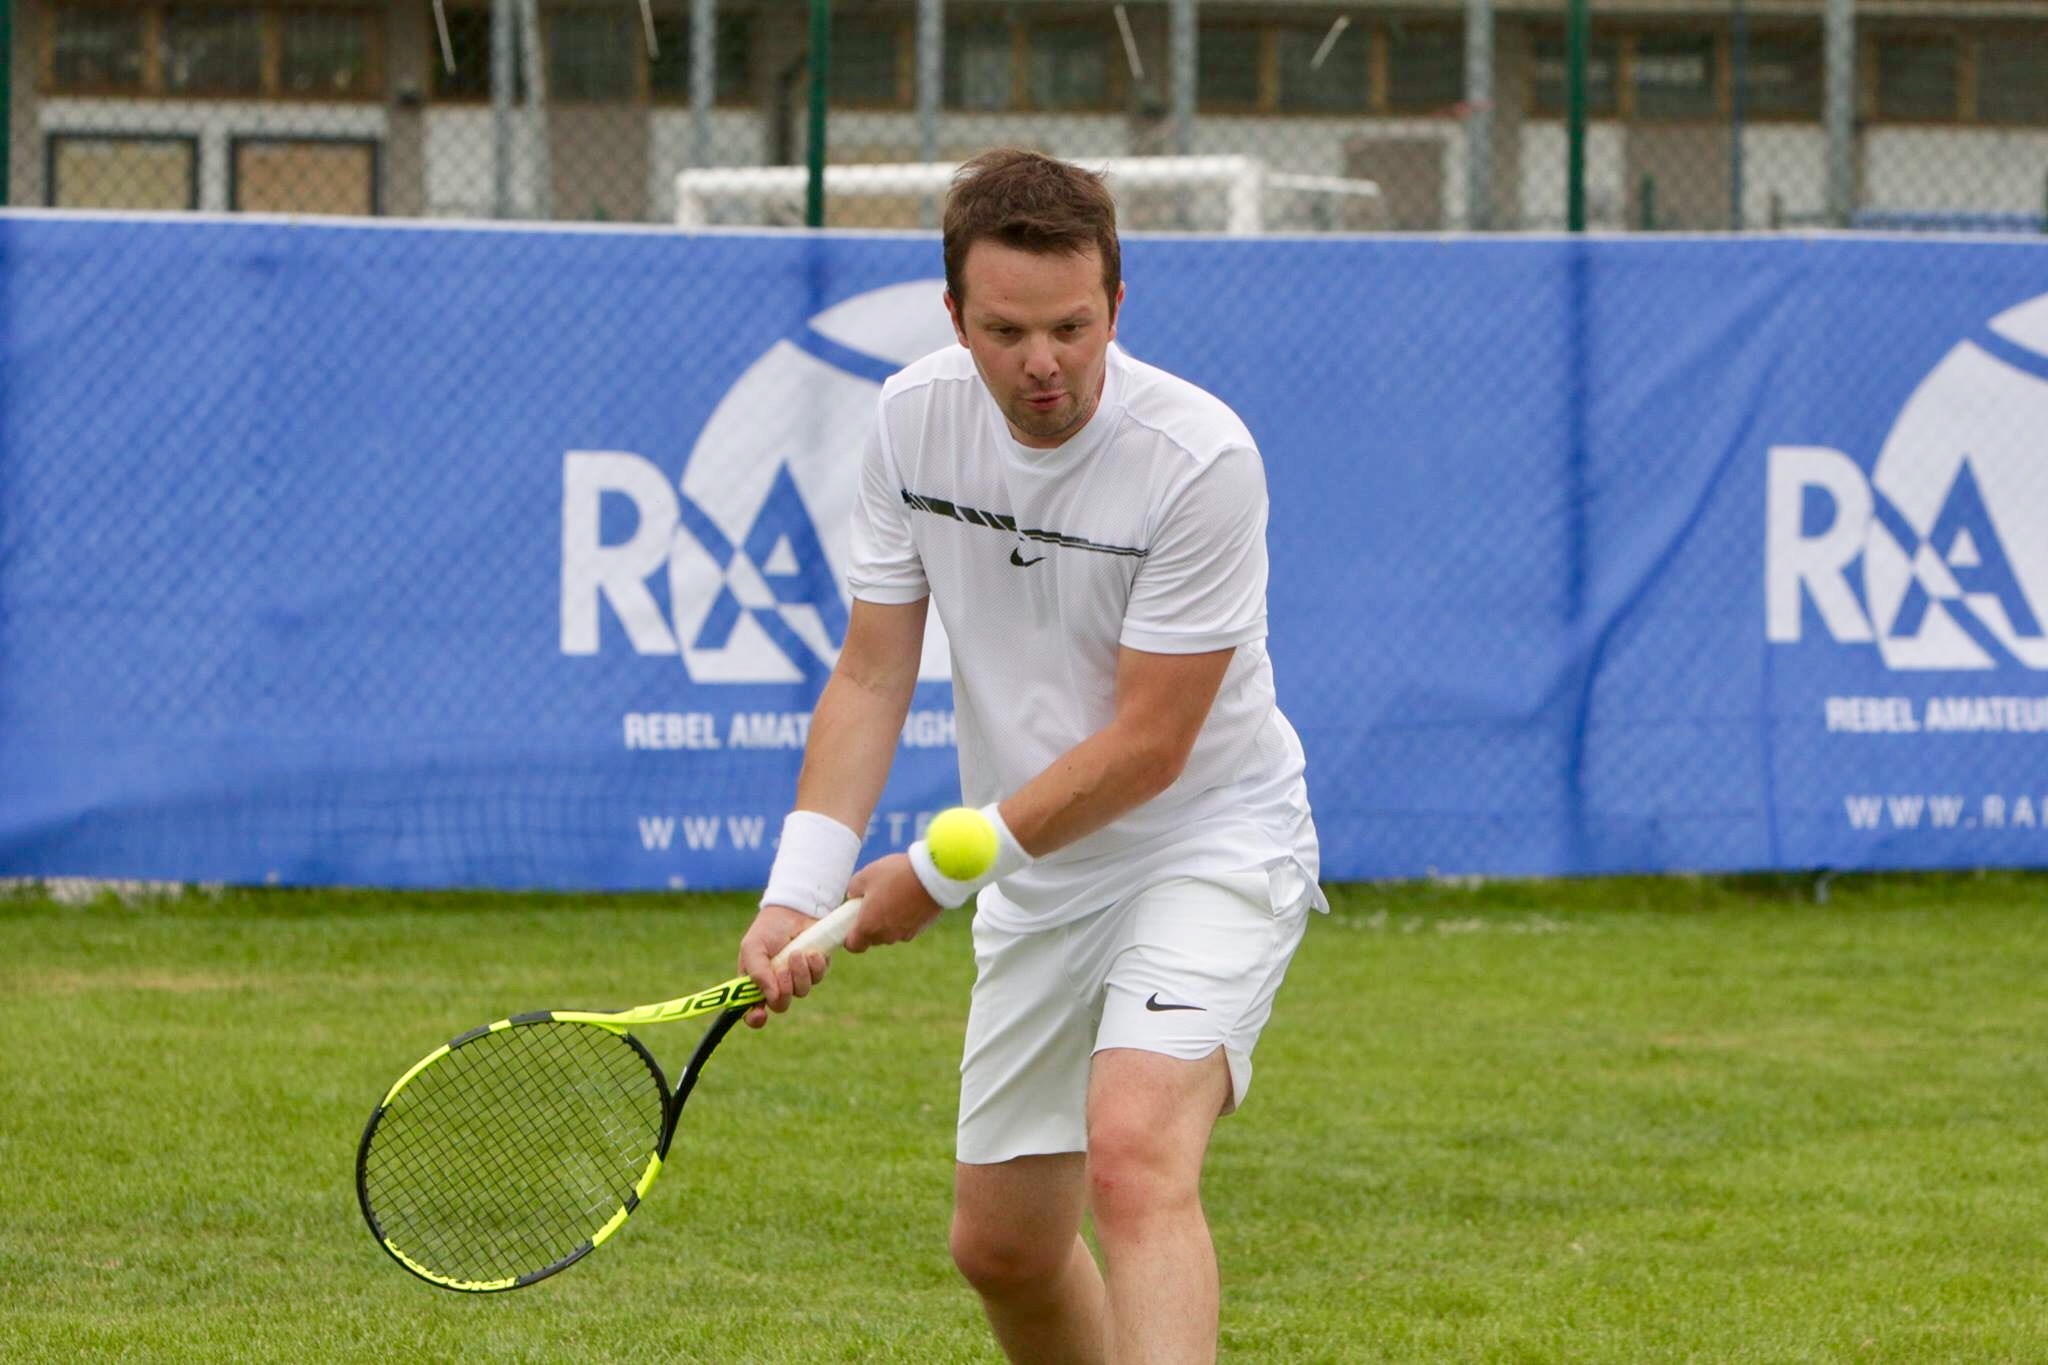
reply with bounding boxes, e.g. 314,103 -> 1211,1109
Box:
848,342 -> 1324,931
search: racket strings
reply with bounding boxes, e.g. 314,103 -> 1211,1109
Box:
362,1021 -> 667,1285
370,1025 -> 660,1279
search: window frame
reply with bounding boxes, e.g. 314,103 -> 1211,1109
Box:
45,2 -> 151,96
828,13 -> 911,110
1384,19 -> 1465,116
44,130 -> 202,210
228,132 -> 382,214
275,5 -> 384,102
1870,26 -> 1965,124
645,7 -> 753,108
943,11 -> 1123,114
1271,19 -> 1373,116
1023,16 -> 1122,114
1970,26 -> 2047,127
542,4 -> 640,105
1629,28 -> 1720,123
43,1 -> 383,102
1732,26 -> 1825,123
1528,25 -> 1624,119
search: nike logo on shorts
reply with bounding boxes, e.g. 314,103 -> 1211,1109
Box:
1144,993 -> 1205,1013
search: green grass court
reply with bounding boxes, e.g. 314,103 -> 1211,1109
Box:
5,874 -> 2047,1362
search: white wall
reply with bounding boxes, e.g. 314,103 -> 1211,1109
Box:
1864,127 -> 2048,216
421,107 -> 546,219
646,111 -> 771,221
1738,125 -> 1827,227
1519,122 -> 1627,230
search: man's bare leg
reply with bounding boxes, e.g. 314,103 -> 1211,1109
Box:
1085,1047 -> 1232,1365
952,1152 -> 1107,1364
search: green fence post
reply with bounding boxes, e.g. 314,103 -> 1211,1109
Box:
1566,0 -> 1587,232
806,0 -> 830,229
0,0 -> 12,206
1638,173 -> 1656,231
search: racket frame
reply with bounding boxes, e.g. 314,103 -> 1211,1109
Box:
357,899 -> 858,1292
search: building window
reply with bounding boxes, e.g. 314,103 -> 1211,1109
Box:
280,10 -> 375,97
946,20 -> 1013,111
51,6 -> 146,91
232,136 -> 378,215
1030,25 -> 1112,110
433,6 -> 525,100
163,6 -> 262,94
1634,32 -> 1716,119
1276,22 -> 1368,113
1533,34 -> 1619,116
1875,34 -> 1959,121
47,133 -> 200,210
831,17 -> 903,106
1977,31 -> 2048,125
1387,23 -> 1463,113
648,11 -> 749,102
1739,33 -> 1821,118
1197,23 -> 1262,110
547,8 -> 634,102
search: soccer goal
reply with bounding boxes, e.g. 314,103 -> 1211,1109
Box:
673,155 -> 1382,234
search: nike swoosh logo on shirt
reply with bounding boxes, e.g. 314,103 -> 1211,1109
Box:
1145,993 -> 1205,1013
1009,547 -> 1046,567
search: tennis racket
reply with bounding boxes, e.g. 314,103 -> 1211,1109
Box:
355,899 -> 860,1292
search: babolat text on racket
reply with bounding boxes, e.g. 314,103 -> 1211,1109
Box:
355,899 -> 859,1291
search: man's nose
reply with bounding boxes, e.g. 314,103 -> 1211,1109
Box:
1023,336 -> 1057,379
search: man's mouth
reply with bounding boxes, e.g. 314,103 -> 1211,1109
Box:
1025,391 -> 1065,410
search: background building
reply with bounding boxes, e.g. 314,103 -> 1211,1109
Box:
11,0 -> 2048,229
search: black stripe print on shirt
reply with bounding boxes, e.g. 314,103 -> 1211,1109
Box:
900,489 -> 1149,558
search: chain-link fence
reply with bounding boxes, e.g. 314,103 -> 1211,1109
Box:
9,2 -> 2048,891
13,0 -> 2048,233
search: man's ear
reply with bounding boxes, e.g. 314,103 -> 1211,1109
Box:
944,290 -> 968,346
1109,281 -> 1126,339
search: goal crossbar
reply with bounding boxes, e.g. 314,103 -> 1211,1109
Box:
675,155 -> 1380,234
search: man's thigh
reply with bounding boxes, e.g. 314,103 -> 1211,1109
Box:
1086,1046 -> 1232,1177
952,1152 -> 1089,1264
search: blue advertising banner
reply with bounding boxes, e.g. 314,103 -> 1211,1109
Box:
2,215 -> 2045,887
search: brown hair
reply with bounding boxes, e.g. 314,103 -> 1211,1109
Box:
942,149 -> 1120,315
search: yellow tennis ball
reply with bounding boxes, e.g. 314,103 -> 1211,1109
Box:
926,806 -> 998,882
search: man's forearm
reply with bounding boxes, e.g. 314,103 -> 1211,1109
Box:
997,722 -> 1184,859
793,665 -> 916,838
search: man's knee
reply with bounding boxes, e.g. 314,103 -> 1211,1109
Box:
1085,1110 -> 1201,1238
949,1209 -> 1074,1298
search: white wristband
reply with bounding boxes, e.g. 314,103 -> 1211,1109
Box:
761,810 -> 863,919
908,802 -> 1033,910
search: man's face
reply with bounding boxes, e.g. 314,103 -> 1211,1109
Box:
946,241 -> 1123,449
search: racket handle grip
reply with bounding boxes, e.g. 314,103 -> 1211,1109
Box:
772,897 -> 861,966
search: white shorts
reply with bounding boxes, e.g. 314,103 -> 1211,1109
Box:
956,867 -> 1313,1166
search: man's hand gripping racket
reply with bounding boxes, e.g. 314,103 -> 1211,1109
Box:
355,899 -> 861,1292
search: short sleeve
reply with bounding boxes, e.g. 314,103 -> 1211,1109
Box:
845,400 -> 929,605
1120,444 -> 1269,654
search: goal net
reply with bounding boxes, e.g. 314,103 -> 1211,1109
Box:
673,156 -> 1383,234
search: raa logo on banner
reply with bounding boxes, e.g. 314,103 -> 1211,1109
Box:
559,280 -> 955,683
1766,293 -> 2048,670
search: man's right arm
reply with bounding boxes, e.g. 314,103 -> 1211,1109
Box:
737,595 -> 927,1024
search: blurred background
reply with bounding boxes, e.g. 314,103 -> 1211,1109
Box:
13,0 -> 2046,234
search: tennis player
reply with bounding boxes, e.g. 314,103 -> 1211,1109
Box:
738,148 -> 1323,1365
